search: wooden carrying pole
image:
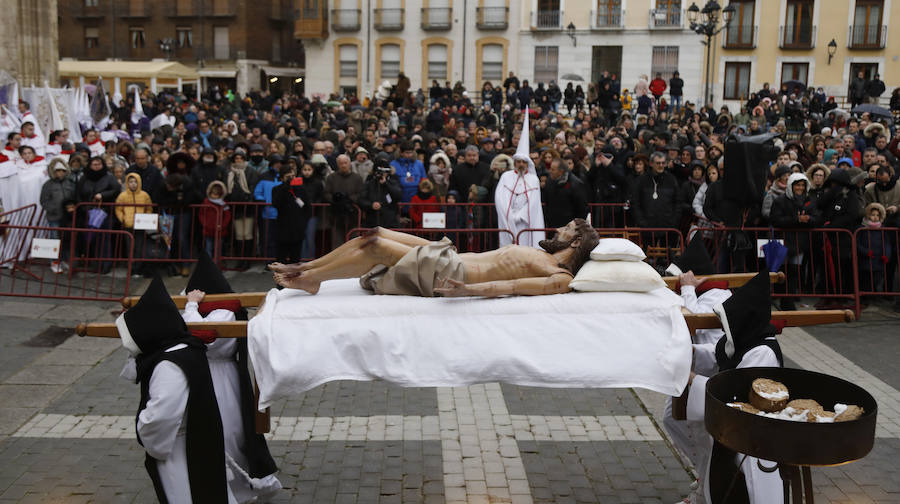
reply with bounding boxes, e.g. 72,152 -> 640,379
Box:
120,272 -> 786,309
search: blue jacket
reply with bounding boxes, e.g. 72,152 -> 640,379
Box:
254,176 -> 281,220
390,157 -> 427,203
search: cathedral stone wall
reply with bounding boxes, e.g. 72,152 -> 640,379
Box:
0,0 -> 59,87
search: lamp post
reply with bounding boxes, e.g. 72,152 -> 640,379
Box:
159,38 -> 177,61
688,1 -> 735,107
567,22 -> 577,46
827,39 -> 838,65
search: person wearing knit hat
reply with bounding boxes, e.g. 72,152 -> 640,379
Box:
822,148 -> 838,166
858,202 -> 890,292
762,165 -> 791,219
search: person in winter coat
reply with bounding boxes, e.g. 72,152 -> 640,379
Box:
224,149 -> 259,270
649,73 -> 667,104
271,164 -> 311,265
115,172 -> 153,229
541,157 -> 588,228
76,156 -> 121,273
819,168 -> 864,296
857,202 -> 890,292
518,80 -> 534,109
678,161 -> 706,236
762,165 -> 791,221
630,152 -> 679,229
198,180 -> 232,258
253,155 -> 284,260
547,81 -> 562,113
427,151 -> 452,201
770,173 -> 822,310
805,164 -> 830,205
390,142 -> 427,204
849,70 -> 867,108
409,178 -> 440,228
191,147 -> 225,198
40,158 -> 75,228
863,166 -> 900,227
563,83 -> 576,115
358,162 -> 402,228
125,147 -> 162,201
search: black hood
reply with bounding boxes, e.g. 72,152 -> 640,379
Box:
714,272 -> 777,370
666,234 -> 714,276
186,250 -> 234,294
117,275 -> 192,356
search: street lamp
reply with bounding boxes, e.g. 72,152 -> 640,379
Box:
567,22 -> 577,46
158,38 -> 177,61
827,39 -> 838,65
688,1 -> 735,106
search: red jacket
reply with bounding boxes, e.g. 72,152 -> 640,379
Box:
649,78 -> 667,97
198,198 -> 232,238
409,194 -> 440,227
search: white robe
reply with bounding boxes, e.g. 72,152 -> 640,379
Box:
20,112 -> 43,141
680,286 -> 732,345
136,343 -> 239,504
44,143 -> 62,159
495,169 -> 545,248
686,344 -> 785,504
20,135 -> 45,158
182,304 -> 282,503
0,158 -> 48,262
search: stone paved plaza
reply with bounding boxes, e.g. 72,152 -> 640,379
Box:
1,269 -> 899,503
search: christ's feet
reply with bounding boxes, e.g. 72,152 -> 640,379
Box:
273,272 -> 321,294
268,262 -> 310,274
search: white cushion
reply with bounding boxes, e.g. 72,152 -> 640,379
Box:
589,238 -> 647,262
569,260 -> 665,293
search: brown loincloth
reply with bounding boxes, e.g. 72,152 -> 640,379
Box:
360,237 -> 466,297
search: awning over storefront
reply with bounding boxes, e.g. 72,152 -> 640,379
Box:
198,67 -> 238,78
58,60 -> 200,80
261,66 -> 304,78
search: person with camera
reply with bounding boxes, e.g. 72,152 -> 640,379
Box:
359,154 -> 402,228
323,154 -> 363,249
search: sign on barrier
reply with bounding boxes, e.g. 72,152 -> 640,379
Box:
422,212 -> 446,229
30,238 -> 61,259
133,213 -> 158,231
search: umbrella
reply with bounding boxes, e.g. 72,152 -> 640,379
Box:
826,108 -> 850,118
560,74 -> 585,81
850,104 -> 892,118
782,80 -> 806,94
324,100 -> 343,107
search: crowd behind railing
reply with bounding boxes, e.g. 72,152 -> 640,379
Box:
1,69 -> 900,312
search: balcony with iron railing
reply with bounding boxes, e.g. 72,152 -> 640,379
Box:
591,8 -> 624,29
421,7 -> 452,30
649,8 -> 682,28
118,2 -> 152,18
71,4 -> 105,18
294,2 -> 328,39
531,10 -> 563,30
779,25 -> 816,49
848,24 -> 887,49
476,6 -> 508,29
723,24 -> 757,49
374,8 -> 404,30
331,9 -> 361,31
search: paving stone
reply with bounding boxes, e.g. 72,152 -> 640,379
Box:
4,365 -> 91,386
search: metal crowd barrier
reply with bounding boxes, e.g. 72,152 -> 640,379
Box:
853,226 -> 900,306
0,224 -> 134,301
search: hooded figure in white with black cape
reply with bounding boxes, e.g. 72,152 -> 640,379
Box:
685,271 -> 785,504
495,108 -> 544,247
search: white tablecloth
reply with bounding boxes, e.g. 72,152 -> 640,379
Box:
248,279 -> 692,409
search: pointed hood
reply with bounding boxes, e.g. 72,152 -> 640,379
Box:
116,275 -> 192,356
131,86 -> 145,124
666,234 -> 714,276
713,271 -> 776,369
512,108 -> 536,176
186,250 -> 234,294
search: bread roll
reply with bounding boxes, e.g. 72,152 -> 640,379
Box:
727,402 -> 760,414
835,404 -> 864,422
749,378 -> 790,412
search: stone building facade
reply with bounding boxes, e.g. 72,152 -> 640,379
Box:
0,0 -> 59,87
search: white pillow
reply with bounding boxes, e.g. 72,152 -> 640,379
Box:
589,238 -> 646,262
569,260 -> 665,292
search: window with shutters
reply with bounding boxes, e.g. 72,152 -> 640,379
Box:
723,62 -> 751,100
176,27 -> 193,48
782,0 -> 814,48
482,44 -> 503,81
781,63 -> 809,85
381,44 -> 401,80
130,28 -> 145,49
851,0 -> 884,48
339,45 -> 358,78
725,0 -> 755,48
650,46 -> 678,81
427,44 -> 448,80
85,27 -> 99,48
533,46 -> 558,84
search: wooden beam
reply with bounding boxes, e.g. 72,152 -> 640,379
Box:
121,292 -> 267,309
76,321 -> 250,338
119,273 -> 785,310
662,272 -> 785,290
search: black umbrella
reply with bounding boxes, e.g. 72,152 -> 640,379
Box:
850,104 -> 892,118
781,80 -> 806,94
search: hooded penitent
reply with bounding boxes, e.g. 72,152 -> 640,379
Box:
666,234 -> 715,277
495,108 -> 545,247
185,251 -> 279,479
712,271 -> 784,371
118,275 -> 228,503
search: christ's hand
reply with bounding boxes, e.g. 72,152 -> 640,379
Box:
678,271 -> 707,288
186,289 -> 205,304
433,278 -> 472,297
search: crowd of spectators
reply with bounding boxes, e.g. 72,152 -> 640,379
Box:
2,70 -> 900,307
